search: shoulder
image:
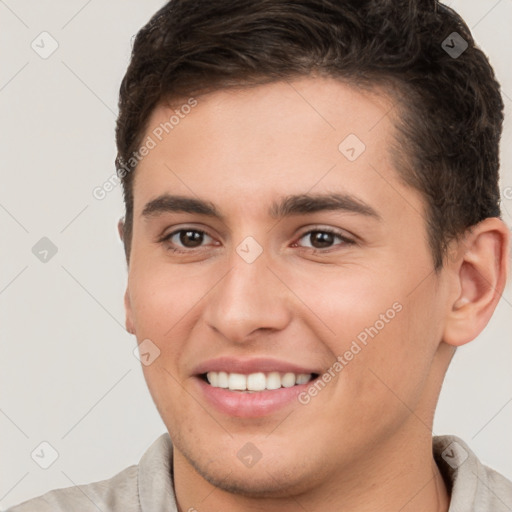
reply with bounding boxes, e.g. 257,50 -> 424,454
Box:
7,465 -> 139,512
7,433 -> 175,512
433,435 -> 512,512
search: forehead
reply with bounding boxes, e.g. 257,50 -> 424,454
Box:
132,76 -> 422,222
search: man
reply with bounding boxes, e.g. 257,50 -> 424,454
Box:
9,0 -> 511,510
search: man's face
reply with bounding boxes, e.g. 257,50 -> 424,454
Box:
124,77 -> 452,495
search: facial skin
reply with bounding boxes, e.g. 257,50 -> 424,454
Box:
120,76 -> 509,512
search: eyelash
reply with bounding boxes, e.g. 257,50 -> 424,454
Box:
158,227 -> 356,254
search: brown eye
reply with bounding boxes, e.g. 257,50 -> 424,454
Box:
308,231 -> 336,249
296,228 -> 355,251
178,230 -> 204,248
161,229 -> 214,251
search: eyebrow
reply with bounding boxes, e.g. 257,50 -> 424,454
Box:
141,193 -> 381,221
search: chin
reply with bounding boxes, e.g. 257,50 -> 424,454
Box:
190,457 -> 312,498
176,434 -> 320,499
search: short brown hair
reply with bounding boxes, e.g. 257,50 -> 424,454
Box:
115,0 -> 504,269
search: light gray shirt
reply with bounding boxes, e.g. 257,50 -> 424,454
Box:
8,434 -> 512,511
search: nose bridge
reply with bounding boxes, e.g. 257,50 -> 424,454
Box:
203,244 -> 290,342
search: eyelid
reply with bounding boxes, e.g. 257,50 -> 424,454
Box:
296,224 -> 354,238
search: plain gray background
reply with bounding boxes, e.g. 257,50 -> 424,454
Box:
1,0 -> 511,509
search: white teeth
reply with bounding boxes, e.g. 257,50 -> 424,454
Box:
247,372 -> 266,391
205,371 -> 313,391
295,373 -> 310,385
228,373 -> 247,390
207,371 -> 219,387
266,372 -> 281,390
281,372 -> 296,388
217,371 -> 229,388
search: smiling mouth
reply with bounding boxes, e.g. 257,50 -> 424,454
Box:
200,371 -> 319,392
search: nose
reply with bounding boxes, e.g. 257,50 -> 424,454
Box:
202,248 -> 292,344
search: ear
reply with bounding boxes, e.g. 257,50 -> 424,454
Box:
117,217 -> 125,241
119,217 -> 135,334
124,286 -> 136,335
118,217 -> 131,266
443,217 -> 510,347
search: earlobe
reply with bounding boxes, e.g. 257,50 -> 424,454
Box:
442,218 -> 510,347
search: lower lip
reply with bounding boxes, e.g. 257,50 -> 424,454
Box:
195,376 -> 313,418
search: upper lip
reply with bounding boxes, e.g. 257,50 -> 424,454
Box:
193,357 -> 321,376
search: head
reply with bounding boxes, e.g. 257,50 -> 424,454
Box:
114,0 -> 509,501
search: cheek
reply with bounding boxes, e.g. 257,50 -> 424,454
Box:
288,263 -> 402,343
293,264 -> 439,412
338,286 -> 442,428
128,262 -> 213,340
